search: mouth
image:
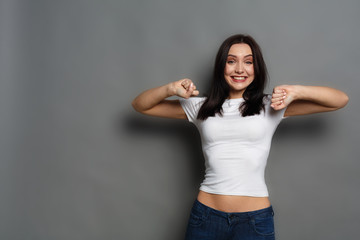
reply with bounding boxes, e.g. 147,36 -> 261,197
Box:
231,76 -> 247,82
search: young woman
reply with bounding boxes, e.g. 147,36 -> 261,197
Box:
131,34 -> 349,240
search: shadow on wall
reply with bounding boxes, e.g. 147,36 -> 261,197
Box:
121,113 -> 206,186
276,114 -> 330,139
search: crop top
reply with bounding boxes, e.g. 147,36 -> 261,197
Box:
179,96 -> 287,197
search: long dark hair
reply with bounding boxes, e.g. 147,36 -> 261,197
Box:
197,34 -> 268,120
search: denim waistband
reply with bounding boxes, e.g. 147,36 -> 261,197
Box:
193,198 -> 274,220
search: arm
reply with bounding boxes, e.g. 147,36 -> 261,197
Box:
131,78 -> 199,119
270,85 -> 349,117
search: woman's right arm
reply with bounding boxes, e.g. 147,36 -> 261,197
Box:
131,78 -> 199,119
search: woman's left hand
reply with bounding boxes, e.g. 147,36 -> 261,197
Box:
271,85 -> 298,110
270,84 -> 348,116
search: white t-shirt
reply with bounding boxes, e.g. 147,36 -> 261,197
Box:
179,96 -> 287,197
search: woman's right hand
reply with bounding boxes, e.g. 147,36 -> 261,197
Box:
132,78 -> 199,119
169,78 -> 199,98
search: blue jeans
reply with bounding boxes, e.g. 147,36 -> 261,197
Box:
185,198 -> 276,240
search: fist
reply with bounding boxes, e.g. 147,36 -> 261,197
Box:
271,85 -> 296,110
171,78 -> 199,98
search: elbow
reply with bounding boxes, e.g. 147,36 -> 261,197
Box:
131,99 -> 141,113
340,92 -> 349,108
131,98 -> 148,114
336,92 -> 349,110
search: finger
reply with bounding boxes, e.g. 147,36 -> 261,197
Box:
271,97 -> 283,103
273,88 -> 286,94
273,88 -> 282,94
180,79 -> 188,86
189,83 -> 193,91
184,83 -> 195,97
271,102 -> 283,108
272,98 -> 284,106
271,94 -> 284,100
184,82 -> 192,92
271,102 -> 285,110
271,95 -> 286,102
272,91 -> 285,97
272,92 -> 286,99
181,79 -> 191,89
191,90 -> 200,96
272,91 -> 286,101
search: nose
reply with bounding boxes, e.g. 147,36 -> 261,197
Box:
235,62 -> 244,74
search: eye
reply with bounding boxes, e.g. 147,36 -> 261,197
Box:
245,61 -> 253,64
227,60 -> 236,64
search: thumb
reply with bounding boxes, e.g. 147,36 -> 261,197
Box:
191,90 -> 200,96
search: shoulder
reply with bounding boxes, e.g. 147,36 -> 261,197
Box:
179,97 -> 207,122
180,96 -> 206,103
179,96 -> 206,108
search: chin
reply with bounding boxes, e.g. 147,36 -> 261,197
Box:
228,82 -> 252,92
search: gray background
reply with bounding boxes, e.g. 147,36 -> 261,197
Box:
1,0 -> 359,239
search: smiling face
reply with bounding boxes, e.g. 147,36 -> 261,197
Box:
224,43 -> 255,99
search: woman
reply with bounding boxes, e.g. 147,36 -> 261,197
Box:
131,34 -> 349,240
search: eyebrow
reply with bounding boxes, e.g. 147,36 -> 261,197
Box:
227,54 -> 253,58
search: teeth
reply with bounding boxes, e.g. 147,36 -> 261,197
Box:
233,77 -> 245,80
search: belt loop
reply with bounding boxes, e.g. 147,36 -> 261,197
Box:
227,214 -> 234,225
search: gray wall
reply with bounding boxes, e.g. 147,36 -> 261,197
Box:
1,0 -> 359,239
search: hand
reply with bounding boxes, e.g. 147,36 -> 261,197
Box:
271,85 -> 297,110
169,78 -> 199,98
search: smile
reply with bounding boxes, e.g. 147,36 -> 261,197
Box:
231,76 -> 247,82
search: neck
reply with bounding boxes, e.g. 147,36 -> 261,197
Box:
228,90 -> 244,99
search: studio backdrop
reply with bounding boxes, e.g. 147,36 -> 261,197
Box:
0,0 -> 359,239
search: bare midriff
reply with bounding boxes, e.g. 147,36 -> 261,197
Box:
197,190 -> 271,213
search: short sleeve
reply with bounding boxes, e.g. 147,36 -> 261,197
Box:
179,97 -> 206,123
264,95 -> 288,126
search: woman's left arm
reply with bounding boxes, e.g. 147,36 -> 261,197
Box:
271,85 -> 349,117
